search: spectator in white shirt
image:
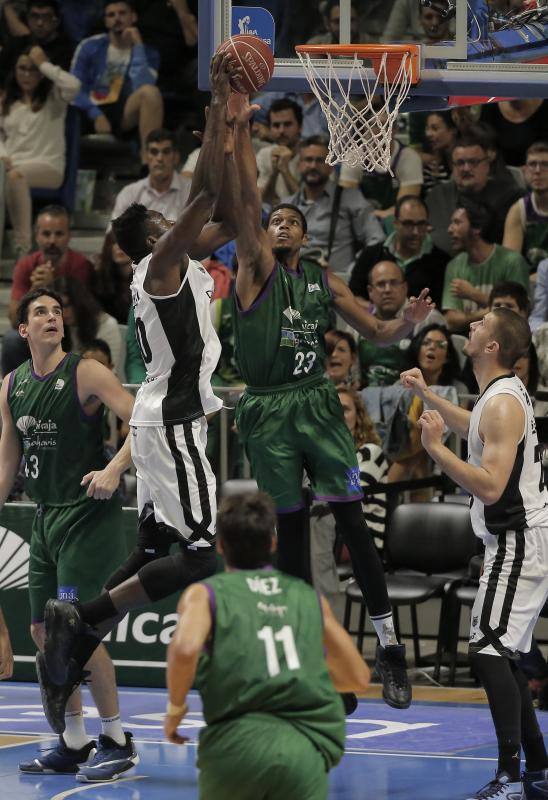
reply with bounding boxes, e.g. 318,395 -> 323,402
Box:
0,44 -> 80,255
256,98 -> 302,206
110,128 -> 191,224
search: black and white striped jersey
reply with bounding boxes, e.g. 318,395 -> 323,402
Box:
468,374 -> 548,539
130,254 -> 222,426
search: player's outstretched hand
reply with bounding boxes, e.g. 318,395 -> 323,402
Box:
400,367 -> 428,398
81,468 -> 119,500
164,710 -> 190,745
418,409 -> 445,450
228,92 -> 261,126
402,287 -> 434,324
210,52 -> 239,103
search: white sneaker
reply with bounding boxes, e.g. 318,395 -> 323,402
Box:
466,772 -> 522,799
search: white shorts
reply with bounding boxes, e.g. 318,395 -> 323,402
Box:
131,419 -> 217,548
469,527 -> 548,658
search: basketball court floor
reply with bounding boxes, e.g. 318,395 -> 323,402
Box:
0,681 -> 546,799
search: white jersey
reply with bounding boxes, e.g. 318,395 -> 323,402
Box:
130,254 -> 222,426
468,374 -> 548,540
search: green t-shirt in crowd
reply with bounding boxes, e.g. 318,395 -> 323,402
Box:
441,245 -> 530,313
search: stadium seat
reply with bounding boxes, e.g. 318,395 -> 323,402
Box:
344,502 -> 478,667
31,106 -> 81,213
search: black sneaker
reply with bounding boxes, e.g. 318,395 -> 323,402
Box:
375,644 -> 412,709
340,693 -> 358,716
44,598 -> 84,685
76,732 -> 139,782
19,735 -> 95,773
36,651 -> 85,734
522,768 -> 548,799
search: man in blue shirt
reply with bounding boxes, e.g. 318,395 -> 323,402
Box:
70,0 -> 163,160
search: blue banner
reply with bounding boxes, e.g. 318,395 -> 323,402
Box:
232,5 -> 275,52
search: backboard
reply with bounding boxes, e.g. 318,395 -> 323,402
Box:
198,0 -> 548,108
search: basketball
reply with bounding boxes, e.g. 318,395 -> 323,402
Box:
216,34 -> 274,94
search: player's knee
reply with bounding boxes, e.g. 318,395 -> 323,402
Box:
30,622 -> 45,650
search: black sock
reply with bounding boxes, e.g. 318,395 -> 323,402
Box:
79,593 -> 117,627
276,509 -> 311,584
329,500 -> 390,617
510,661 -> 548,772
469,652 -> 522,781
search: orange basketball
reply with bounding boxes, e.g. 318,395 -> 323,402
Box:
216,34 -> 275,94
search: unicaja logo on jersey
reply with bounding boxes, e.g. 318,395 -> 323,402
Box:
0,527 -> 30,589
16,415 -> 37,435
283,306 -> 301,323
54,379 -> 65,391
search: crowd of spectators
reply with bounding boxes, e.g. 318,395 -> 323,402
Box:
0,0 -> 547,498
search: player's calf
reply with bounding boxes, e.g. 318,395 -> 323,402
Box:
44,599 -> 85,685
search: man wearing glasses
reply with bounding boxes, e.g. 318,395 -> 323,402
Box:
426,131 -> 524,256
350,195 -> 449,307
504,141 -> 548,275
0,0 -> 75,86
358,260 -> 446,386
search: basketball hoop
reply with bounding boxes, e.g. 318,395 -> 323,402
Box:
295,44 -> 421,174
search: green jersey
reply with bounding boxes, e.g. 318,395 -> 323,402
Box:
233,260 -> 332,389
196,568 -> 346,769
8,353 -> 109,507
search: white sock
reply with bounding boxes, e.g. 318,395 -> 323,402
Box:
101,714 -> 125,746
63,711 -> 91,751
371,614 -> 399,648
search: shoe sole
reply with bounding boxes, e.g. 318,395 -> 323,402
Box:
19,765 -> 78,774
36,653 -> 66,735
44,600 -> 80,686
76,754 -> 140,783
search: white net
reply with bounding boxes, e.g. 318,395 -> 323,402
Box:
297,50 -> 415,174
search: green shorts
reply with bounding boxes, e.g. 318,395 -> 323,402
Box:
236,379 -> 363,511
29,495 -> 128,623
198,714 -> 329,800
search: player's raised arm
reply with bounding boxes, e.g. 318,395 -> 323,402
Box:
401,366 -> 472,438
321,596 -> 370,694
232,93 -> 277,307
0,377 -> 23,511
328,272 -> 434,345
164,584 -> 213,744
147,53 -> 234,284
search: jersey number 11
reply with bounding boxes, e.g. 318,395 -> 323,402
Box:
257,625 -> 301,678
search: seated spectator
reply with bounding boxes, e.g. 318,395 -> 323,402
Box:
426,130 -> 525,255
256,98 -> 302,206
503,141 -> 548,272
350,195 -> 449,308
0,0 -> 76,86
442,197 -> 530,332
8,204 -> 93,324
70,0 -> 163,160
530,257 -> 548,332
2,204 -> 94,378
325,330 -> 359,388
338,113 -> 423,218
421,110 -> 458,195
384,0 -> 455,42
357,259 -> 446,387
310,386 -> 389,597
418,0 -> 453,43
388,323 -> 462,486
282,135 -> 384,277
53,275 -> 123,374
252,91 -> 328,140
93,230 -> 132,323
480,100 -> 548,168
0,44 -> 80,255
133,0 -> 198,98
306,0 -> 364,44
110,128 -> 190,224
